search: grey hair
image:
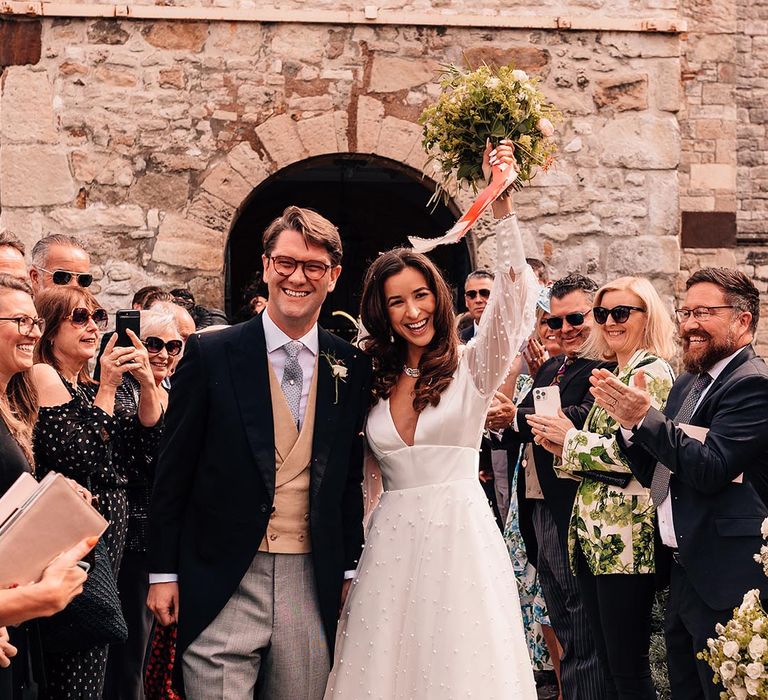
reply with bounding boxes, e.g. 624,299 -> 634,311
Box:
140,308 -> 181,340
465,269 -> 495,284
31,234 -> 88,268
0,231 -> 25,256
151,301 -> 194,335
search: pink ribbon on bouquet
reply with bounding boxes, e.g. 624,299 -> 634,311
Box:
408,162 -> 519,254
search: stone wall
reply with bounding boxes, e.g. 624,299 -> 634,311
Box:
0,18 -> 684,314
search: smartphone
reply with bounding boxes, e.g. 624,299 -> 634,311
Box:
115,309 -> 141,347
533,386 -> 561,417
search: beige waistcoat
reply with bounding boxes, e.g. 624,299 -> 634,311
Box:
259,358 -> 318,554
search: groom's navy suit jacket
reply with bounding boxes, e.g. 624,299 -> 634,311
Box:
148,313 -> 371,672
619,345 -> 768,611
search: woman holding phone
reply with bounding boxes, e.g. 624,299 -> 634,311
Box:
527,277 -> 676,700
31,286 -> 162,699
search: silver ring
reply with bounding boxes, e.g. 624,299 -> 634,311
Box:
542,426 -> 547,433
115,359 -> 121,366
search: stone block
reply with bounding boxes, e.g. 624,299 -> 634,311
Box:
49,204 -> 145,230
369,56 -> 439,93
0,208 -> 45,254
130,173 -> 189,211
270,25 -> 327,63
227,142 -> 271,187
689,34 -> 735,64
153,213 -> 226,272
602,33 -> 680,59
201,162 -> 252,209
376,116 -> 422,163
0,20 -> 42,67
207,23 -> 262,57
0,145 -> 75,207
187,192 -> 235,233
333,111 -> 349,152
143,22 -> 208,52
702,83 -> 733,105
356,96 -> 385,154
646,170 -> 680,236
87,20 -> 129,45
255,114 -> 307,169
538,214 -> 602,242
296,112 -> 339,158
606,236 -> 680,276
594,73 -> 648,112
599,114 -> 680,170
1,68 -> 58,144
690,164 -> 736,191
159,68 -> 185,89
463,47 -> 551,77
654,58 -> 682,112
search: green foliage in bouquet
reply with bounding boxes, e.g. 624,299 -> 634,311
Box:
698,518 -> 768,699
419,64 -> 559,205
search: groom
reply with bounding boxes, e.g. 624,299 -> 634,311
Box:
147,206 -> 371,699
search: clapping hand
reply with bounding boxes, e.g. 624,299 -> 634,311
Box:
523,338 -> 547,379
590,369 -> 651,429
486,391 -> 516,432
0,627 -> 17,668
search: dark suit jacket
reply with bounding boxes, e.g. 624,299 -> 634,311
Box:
501,355 -> 612,564
620,345 -> 768,611
148,314 -> 372,672
459,324 -> 475,344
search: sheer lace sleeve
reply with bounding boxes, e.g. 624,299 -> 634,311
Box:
464,214 -> 538,397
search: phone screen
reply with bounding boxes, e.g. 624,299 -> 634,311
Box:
115,310 -> 141,347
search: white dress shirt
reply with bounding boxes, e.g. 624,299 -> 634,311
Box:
621,345 -> 749,548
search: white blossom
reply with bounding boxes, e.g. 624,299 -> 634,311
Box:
733,685 -> 748,700
746,662 -> 764,679
760,516 -> 768,539
721,660 -> 738,681
332,364 -> 348,379
511,69 -> 529,82
484,77 -> 501,90
748,634 -> 767,660
537,118 -> 555,138
745,677 -> 760,695
723,640 -> 741,659
740,590 -> 762,613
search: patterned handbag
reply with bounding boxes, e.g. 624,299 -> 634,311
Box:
38,537 -> 128,653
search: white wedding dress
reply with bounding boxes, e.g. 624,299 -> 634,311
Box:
325,216 -> 539,700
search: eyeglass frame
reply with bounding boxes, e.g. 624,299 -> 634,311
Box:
464,289 -> 491,300
34,266 -> 93,288
143,336 -> 183,356
67,307 -> 109,330
0,316 -> 46,336
593,305 -> 646,325
267,255 -> 333,281
674,305 -> 739,323
545,309 -> 592,330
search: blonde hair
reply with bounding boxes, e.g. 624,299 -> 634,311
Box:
581,276 -> 677,362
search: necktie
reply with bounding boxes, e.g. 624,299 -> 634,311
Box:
649,372 -> 712,506
281,341 -> 303,427
551,357 -> 573,386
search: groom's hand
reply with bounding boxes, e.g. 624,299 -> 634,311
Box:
339,579 -> 352,613
147,582 -> 179,626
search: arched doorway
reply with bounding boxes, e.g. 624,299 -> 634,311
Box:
226,154 -> 469,338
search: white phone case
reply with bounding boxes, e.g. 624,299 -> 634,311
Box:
533,386 -> 561,417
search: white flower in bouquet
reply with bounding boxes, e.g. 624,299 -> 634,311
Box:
721,660 -> 738,681
746,676 -> 761,696
760,516 -> 768,539
733,684 -> 748,700
537,118 -> 555,137
746,661 -> 764,679
484,77 -> 501,90
511,69 -> 529,81
716,622 -> 726,634
748,634 -> 768,660
754,618 -> 766,634
741,590 -> 762,613
723,640 -> 741,659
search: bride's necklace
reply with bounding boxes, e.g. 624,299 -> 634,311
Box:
402,365 -> 421,378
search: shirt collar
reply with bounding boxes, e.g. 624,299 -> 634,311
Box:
706,344 -> 750,382
262,308 -> 319,356
473,320 -> 480,335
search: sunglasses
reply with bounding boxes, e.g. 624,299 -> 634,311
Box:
593,305 -> 645,325
143,336 -> 183,356
37,267 -> 93,288
545,310 -> 591,330
68,307 -> 108,330
465,289 -> 491,300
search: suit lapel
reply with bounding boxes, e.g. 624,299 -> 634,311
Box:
227,315 -> 276,494
310,328 -> 345,499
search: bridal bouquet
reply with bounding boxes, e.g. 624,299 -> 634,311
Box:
698,518 -> 768,699
419,64 -> 559,205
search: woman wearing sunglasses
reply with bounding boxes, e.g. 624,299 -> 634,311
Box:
30,286 -> 163,699
105,308 -> 182,700
527,277 -> 676,700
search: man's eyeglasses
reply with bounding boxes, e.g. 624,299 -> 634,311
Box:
545,310 -> 591,330
36,267 -> 93,288
674,306 -> 738,323
594,305 -> 645,325
465,289 -> 491,300
143,337 -> 183,356
68,307 -> 108,330
0,316 -> 45,336
268,256 -> 332,281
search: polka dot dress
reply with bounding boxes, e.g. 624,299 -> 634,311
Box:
33,373 -> 160,699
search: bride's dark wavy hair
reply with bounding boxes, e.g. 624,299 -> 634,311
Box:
360,248 -> 459,412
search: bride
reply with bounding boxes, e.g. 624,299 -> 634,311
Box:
324,142 -> 539,699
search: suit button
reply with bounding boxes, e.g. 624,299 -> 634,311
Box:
269,533 -> 278,541
260,504 -> 268,513
298,534 -> 305,541
304,513 -> 310,521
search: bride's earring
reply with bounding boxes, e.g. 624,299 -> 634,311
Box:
389,328 -> 395,344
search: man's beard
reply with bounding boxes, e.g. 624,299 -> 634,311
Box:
682,328 -> 738,374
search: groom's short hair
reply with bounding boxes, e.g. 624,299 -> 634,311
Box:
263,206 -> 343,266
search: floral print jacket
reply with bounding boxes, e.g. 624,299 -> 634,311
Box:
557,349 -> 675,575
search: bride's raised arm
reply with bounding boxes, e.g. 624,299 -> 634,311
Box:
464,193 -> 539,398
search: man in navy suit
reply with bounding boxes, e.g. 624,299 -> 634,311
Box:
592,268 -> 768,700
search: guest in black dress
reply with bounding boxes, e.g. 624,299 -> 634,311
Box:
105,307 -> 180,700
30,286 -> 163,700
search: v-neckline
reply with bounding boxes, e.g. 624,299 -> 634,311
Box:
385,396 -> 420,448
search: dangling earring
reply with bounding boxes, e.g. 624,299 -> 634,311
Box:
389,327 -> 395,344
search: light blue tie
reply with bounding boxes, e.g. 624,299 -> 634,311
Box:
281,341 -> 303,427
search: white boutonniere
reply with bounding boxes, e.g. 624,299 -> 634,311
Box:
322,352 -> 348,404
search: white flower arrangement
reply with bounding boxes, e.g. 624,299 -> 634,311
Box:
699,518 -> 768,698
